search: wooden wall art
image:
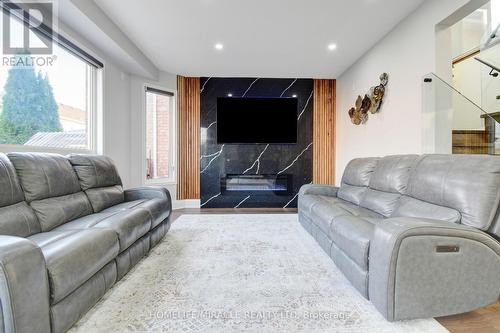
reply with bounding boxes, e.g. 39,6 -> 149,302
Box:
348,73 -> 388,125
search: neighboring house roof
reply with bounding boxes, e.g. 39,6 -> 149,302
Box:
58,103 -> 86,124
24,130 -> 87,149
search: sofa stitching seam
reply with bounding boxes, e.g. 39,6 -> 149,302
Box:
0,158 -> 15,204
89,158 -> 100,189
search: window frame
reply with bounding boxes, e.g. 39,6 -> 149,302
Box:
142,84 -> 176,185
0,48 -> 102,155
0,3 -> 103,154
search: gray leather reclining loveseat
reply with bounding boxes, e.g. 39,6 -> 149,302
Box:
299,154 -> 500,321
0,152 -> 172,333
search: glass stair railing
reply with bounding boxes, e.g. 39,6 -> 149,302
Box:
475,20 -> 500,129
479,21 -> 500,55
422,73 -> 499,155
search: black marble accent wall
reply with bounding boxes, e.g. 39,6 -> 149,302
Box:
200,78 -> 313,208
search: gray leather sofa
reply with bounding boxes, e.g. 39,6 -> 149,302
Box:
299,154 -> 500,321
0,152 -> 172,333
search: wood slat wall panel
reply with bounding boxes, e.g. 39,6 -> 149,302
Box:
177,76 -> 201,199
313,79 -> 336,185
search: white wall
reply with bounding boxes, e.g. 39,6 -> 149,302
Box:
451,10 -> 488,58
335,0 -> 477,184
102,63 -> 132,187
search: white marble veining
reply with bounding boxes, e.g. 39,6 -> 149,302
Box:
200,192 -> 221,207
283,192 -> 300,208
242,78 -> 259,97
277,142 -> 313,175
200,77 -> 212,93
200,148 -> 222,160
283,181 -> 312,208
279,78 -> 297,97
297,91 -> 313,120
200,144 -> 225,174
234,195 -> 251,208
70,214 -> 449,333
242,144 -> 269,174
205,121 -> 217,130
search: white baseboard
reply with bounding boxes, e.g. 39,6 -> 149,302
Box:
173,199 -> 201,210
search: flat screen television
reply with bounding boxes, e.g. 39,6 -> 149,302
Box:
217,97 -> 298,144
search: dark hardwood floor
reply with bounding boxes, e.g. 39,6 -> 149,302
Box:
170,208 -> 500,333
171,208 -> 297,220
436,301 -> 500,333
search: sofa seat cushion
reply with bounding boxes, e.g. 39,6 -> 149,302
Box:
55,209 -> 152,252
52,212 -> 117,229
136,198 -> 171,228
101,200 -> 146,212
306,197 -> 381,237
102,199 -> 170,229
308,197 -> 381,221
299,194 -> 339,214
298,194 -> 319,213
333,200 -> 383,219
309,201 -> 352,235
28,228 -> 119,304
329,215 -> 375,269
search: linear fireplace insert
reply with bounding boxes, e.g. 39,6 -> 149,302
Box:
221,174 -> 293,196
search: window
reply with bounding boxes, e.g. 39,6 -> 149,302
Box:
0,4 -> 102,152
145,87 -> 175,181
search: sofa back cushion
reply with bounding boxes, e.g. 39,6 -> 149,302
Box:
0,153 -> 40,236
68,154 -> 124,212
401,154 -> 500,231
359,155 -> 418,217
0,153 -> 24,206
337,157 -> 379,205
8,153 -> 92,231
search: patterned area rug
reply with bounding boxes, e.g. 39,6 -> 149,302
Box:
70,214 -> 449,333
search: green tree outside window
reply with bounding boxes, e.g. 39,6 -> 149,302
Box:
0,53 -> 62,145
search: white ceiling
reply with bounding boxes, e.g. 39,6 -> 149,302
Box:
93,0 -> 425,78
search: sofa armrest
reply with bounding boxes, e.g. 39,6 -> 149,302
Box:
124,186 -> 172,202
0,236 -> 51,333
299,184 -> 339,197
369,217 -> 500,321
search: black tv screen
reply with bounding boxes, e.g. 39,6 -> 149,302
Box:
217,97 -> 298,144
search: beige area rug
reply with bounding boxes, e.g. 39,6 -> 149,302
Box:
70,214 -> 449,333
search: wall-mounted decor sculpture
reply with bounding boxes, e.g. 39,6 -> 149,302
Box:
348,73 -> 388,125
